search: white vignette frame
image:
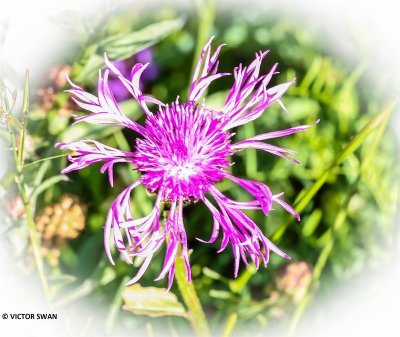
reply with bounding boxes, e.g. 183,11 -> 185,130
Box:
0,1 -> 399,337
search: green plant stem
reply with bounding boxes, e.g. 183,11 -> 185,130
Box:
175,251 -> 211,337
193,0 -> 215,66
189,0 -> 216,93
22,153 -> 69,169
229,264 -> 256,294
17,70 -> 30,166
9,129 -> 50,302
175,11 -> 216,333
6,70 -> 50,302
244,123 -> 257,178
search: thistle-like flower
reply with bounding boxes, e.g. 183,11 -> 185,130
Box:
56,37 -> 316,289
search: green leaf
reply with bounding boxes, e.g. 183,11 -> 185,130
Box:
52,279 -> 96,308
60,123 -> 123,143
47,274 -> 77,299
284,97 -> 320,121
33,160 -> 50,187
301,209 -> 322,237
22,69 -> 29,116
221,313 -> 238,337
52,261 -> 107,308
48,113 -> 70,135
105,276 -> 129,335
3,113 -> 22,130
29,175 -> 69,202
244,122 -> 257,177
122,284 -> 187,318
75,17 -> 185,82
48,274 -> 77,287
209,289 -> 232,300
202,267 -> 225,282
333,101 -> 395,166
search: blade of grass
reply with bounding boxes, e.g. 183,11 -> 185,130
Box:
52,279 -> 96,309
221,313 -> 238,337
288,99 -> 397,335
105,276 -> 130,334
114,130 -> 130,152
29,175 -> 69,203
244,122 -> 257,178
22,153 -> 69,169
188,0 -> 216,98
288,190 -> 351,336
298,57 -> 322,94
33,160 -> 50,187
272,99 -> 398,242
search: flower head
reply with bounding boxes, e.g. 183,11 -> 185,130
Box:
56,37 -> 317,289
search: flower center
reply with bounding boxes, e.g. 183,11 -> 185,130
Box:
132,102 -> 233,201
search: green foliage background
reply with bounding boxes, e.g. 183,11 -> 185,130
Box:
1,2 -> 398,337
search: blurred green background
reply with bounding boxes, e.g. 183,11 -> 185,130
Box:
1,1 -> 398,337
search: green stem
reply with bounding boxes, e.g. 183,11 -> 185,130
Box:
17,70 -> 30,167
189,0 -> 216,90
244,123 -> 257,178
9,129 -> 50,302
193,0 -> 216,64
175,251 -> 211,337
22,153 -> 68,169
3,73 -> 49,301
175,11 -> 216,333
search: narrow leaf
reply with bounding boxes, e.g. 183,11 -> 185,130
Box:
272,100 -> 397,242
221,313 -> 238,337
22,69 -> 29,115
48,274 -> 77,287
75,17 -> 185,82
296,100 -> 397,214
30,175 -> 69,202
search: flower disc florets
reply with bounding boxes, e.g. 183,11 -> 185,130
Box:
133,101 -> 233,201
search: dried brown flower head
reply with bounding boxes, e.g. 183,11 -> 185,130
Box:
34,195 -> 86,267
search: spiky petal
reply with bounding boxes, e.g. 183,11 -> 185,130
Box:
57,36 -> 317,287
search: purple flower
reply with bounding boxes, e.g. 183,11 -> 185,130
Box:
56,37 -> 317,289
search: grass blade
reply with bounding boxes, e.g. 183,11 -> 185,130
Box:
272,100 -> 398,242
